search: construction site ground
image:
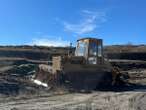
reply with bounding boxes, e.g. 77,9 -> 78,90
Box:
0,90 -> 146,110
0,60 -> 145,110
0,46 -> 146,110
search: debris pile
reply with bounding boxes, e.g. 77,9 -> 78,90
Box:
0,64 -> 50,96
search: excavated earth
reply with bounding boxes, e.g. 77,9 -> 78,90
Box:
0,46 -> 146,110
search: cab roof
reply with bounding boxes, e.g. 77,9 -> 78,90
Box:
77,37 -> 102,42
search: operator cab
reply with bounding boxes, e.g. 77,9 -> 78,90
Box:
75,38 -> 103,64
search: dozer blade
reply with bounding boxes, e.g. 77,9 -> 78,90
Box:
61,63 -> 113,90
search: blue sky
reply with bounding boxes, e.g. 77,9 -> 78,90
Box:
0,0 -> 146,46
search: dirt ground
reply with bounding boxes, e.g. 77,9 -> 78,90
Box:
0,46 -> 145,110
0,63 -> 146,110
0,68 -> 146,110
0,91 -> 146,110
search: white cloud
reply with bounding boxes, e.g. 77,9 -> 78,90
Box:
30,37 -> 70,47
63,10 -> 107,34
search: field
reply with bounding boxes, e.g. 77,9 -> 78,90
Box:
0,45 -> 146,110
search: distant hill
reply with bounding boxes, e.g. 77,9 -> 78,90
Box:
104,45 -> 146,61
0,45 -> 145,61
0,46 -> 72,61
104,45 -> 146,53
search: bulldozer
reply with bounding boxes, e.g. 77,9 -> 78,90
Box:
34,38 -> 124,90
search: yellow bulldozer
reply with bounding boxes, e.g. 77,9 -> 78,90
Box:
34,37 -> 125,90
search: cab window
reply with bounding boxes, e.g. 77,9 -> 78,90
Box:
75,41 -> 87,56
89,42 -> 97,56
98,44 -> 102,57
